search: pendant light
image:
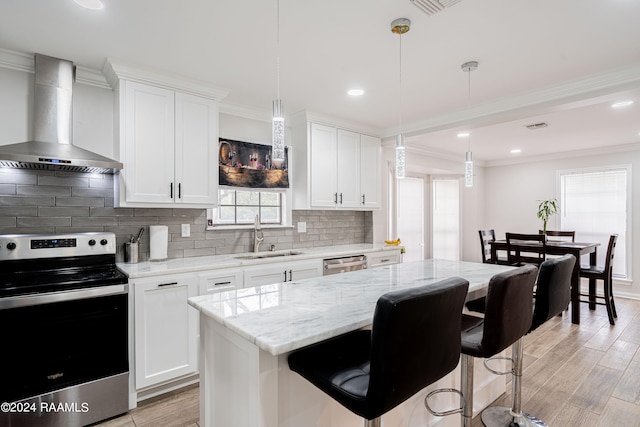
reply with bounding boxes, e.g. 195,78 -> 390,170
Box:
461,60 -> 478,187
391,18 -> 410,179
271,0 -> 285,162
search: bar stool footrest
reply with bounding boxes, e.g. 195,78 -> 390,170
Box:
481,406 -> 548,427
483,356 -> 515,376
424,388 -> 463,417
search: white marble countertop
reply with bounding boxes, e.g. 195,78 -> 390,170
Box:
188,259 -> 513,356
117,243 -> 399,279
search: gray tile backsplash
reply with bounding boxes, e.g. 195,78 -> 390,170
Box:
0,168 -> 372,262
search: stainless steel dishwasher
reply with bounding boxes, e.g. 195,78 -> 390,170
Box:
323,255 -> 367,275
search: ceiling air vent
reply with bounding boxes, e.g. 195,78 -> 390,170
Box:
410,0 -> 464,16
525,122 -> 549,130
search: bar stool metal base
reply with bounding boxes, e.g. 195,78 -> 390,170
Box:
365,417 -> 381,427
481,406 -> 547,427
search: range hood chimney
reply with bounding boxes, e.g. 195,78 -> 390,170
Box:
0,53 -> 123,174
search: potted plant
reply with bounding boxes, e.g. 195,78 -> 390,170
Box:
537,198 -> 558,234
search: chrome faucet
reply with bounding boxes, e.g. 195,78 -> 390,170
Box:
253,214 -> 264,252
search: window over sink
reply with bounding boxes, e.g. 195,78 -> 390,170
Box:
207,188 -> 292,229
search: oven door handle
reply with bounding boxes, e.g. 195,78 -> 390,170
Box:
0,284 -> 129,310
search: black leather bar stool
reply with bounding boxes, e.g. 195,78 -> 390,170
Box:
427,265 -> 537,427
288,277 -> 469,427
482,254 -> 575,427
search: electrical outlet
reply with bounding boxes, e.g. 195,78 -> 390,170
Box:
297,222 -> 306,233
181,224 -> 190,237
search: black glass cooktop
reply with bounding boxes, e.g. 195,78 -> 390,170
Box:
0,255 -> 127,298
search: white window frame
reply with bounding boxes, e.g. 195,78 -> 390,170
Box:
207,186 -> 293,230
557,165 -> 632,281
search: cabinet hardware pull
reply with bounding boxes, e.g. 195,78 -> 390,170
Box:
214,281 -> 232,286
283,271 -> 288,282
362,194 -> 365,204
158,282 -> 178,287
339,193 -> 343,204
380,259 -> 390,263
178,183 -> 181,199
334,193 -> 338,204
288,269 -> 293,281
170,183 -> 173,198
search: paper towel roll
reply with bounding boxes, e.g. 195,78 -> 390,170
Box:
149,225 -> 168,261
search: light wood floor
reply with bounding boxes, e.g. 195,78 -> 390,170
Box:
95,298 -> 640,427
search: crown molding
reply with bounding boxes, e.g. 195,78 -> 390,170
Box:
381,62 -> 640,139
484,142 -> 640,168
220,102 -> 271,123
290,110 -> 382,137
0,47 -> 111,89
103,57 -> 230,101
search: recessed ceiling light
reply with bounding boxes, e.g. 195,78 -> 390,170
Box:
347,89 -> 364,96
611,100 -> 634,109
510,149 -> 522,154
457,131 -> 470,138
73,0 -> 104,10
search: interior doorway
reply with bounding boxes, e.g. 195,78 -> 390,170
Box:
396,176 -> 426,262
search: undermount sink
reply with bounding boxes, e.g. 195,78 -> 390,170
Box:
235,250 -> 304,260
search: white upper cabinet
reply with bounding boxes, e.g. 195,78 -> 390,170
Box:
359,134 -> 381,209
104,59 -> 228,208
293,117 -> 381,210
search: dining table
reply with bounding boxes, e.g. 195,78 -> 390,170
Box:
490,239 -> 599,324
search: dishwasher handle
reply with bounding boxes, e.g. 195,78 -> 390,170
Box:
324,260 -> 367,270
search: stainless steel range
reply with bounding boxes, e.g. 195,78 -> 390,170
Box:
0,232 -> 129,427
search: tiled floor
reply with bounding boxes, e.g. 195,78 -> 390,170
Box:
96,297 -> 640,427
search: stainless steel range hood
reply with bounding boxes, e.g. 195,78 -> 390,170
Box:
0,53 -> 123,174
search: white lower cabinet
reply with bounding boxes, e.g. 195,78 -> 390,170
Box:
133,274 -> 198,389
243,259 -> 323,287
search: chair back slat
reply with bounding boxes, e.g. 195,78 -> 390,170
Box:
506,232 -> 546,266
540,230 -> 575,242
478,229 -> 496,263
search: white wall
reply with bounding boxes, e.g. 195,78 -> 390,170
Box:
484,150 -> 640,298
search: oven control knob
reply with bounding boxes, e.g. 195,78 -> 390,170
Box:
6,242 -> 16,250
88,239 -> 96,246
100,239 -> 108,246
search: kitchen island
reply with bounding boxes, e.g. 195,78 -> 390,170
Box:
188,259 -> 514,427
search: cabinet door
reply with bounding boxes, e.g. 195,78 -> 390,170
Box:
359,134 -> 381,209
336,129 -> 360,208
134,275 -> 198,389
289,259 -> 323,281
244,264 -> 290,287
243,259 -> 323,287
123,81 -> 175,203
310,123 -> 338,207
175,93 -> 218,205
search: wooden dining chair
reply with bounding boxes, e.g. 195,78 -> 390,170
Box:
579,234 -> 618,325
505,232 -> 546,266
539,230 -> 575,242
478,229 -> 508,265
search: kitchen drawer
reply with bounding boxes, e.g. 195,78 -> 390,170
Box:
367,251 -> 400,268
199,270 -> 243,294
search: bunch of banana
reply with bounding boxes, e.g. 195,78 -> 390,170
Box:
384,238 -> 401,246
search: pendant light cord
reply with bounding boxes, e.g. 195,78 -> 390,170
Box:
398,32 -> 403,137
276,0 -> 281,100
467,65 -> 471,152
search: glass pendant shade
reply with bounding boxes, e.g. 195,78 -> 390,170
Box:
272,99 -> 285,161
464,150 -> 473,187
396,134 -> 406,179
